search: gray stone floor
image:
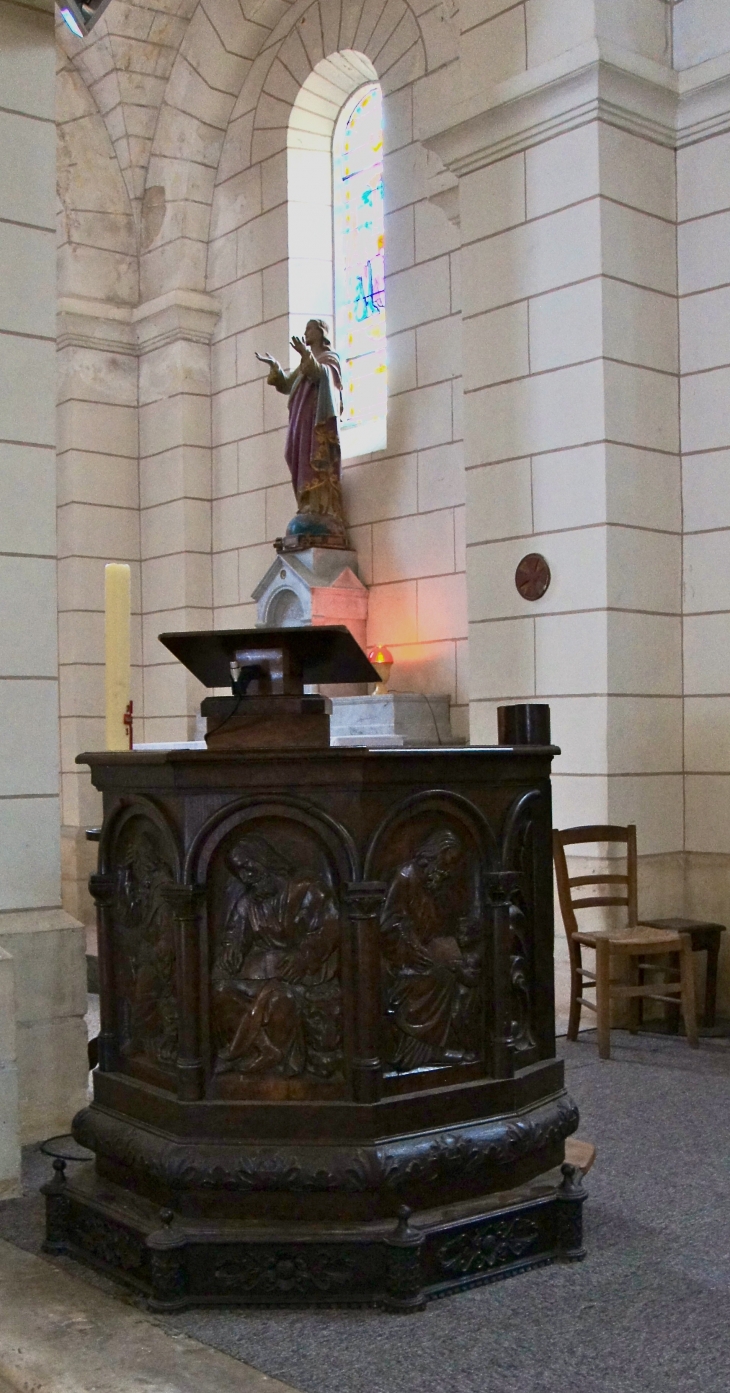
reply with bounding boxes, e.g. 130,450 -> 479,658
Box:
0,1237 -> 298,1393
2,1031 -> 729,1393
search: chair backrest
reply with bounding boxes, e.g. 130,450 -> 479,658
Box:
552,824 -> 638,942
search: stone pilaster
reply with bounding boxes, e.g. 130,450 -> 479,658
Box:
136,291 -> 219,742
0,945 -> 20,1198
425,36 -> 683,853
0,0 -> 87,1158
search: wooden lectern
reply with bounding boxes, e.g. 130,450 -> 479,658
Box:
44,635 -> 585,1309
159,626 -> 378,750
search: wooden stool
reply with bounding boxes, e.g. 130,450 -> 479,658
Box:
639,917 -> 726,1029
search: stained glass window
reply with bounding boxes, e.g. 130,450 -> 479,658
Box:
333,83 -> 387,458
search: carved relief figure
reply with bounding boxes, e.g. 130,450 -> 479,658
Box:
380,829 -> 482,1072
506,817 -> 538,1056
114,826 -> 177,1066
508,898 -> 535,1052
212,835 -> 342,1078
255,319 -> 347,548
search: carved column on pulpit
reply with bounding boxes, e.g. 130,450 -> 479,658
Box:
161,884 -> 205,1101
89,871 -> 119,1073
344,881 -> 386,1103
485,871 -> 520,1081
384,1205 -> 426,1314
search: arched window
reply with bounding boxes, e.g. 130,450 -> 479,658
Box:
332,82 -> 387,458
287,56 -> 386,464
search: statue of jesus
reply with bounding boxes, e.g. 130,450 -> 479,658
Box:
255,319 -> 347,549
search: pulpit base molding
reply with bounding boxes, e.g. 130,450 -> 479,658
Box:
43,1157 -> 586,1311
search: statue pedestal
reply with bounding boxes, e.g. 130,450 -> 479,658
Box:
330,692 -> 456,747
252,547 -> 368,651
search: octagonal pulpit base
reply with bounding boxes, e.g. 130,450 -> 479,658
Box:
43,1160 -> 586,1312
56,741 -> 583,1311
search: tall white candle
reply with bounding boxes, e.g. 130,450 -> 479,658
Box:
105,563 -> 131,751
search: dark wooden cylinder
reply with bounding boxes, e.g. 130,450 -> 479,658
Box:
497,703 -> 551,746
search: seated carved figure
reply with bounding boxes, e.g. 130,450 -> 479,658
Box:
212,835 -> 342,1078
380,828 -> 482,1072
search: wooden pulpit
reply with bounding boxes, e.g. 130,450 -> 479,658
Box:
43,633 -> 584,1310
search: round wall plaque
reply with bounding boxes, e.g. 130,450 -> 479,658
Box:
515,552 -> 551,601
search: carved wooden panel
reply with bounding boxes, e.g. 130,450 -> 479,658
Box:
502,800 -> 541,1068
108,814 -> 177,1076
368,810 -> 486,1077
206,819 -> 345,1089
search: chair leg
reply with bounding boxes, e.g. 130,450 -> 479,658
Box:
596,939 -> 611,1060
665,952 -> 681,1034
628,954 -> 640,1035
705,934 -> 721,1029
567,942 -> 582,1041
679,936 -> 699,1048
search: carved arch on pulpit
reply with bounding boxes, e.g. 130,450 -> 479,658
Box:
499,786 -> 550,1066
363,789 -> 498,878
97,796 -> 183,1083
185,795 -> 359,886
364,791 -> 498,1081
500,788 -> 543,870
98,794 -> 183,879
188,798 -> 358,1092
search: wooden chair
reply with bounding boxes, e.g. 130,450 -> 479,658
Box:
553,824 -> 698,1060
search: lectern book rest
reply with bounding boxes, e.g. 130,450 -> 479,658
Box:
159,625 -> 379,750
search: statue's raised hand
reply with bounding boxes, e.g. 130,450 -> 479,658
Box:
290,335 -> 306,357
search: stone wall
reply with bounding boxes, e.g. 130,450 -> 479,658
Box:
0,0 -> 87,1166
203,2 -> 467,728
0,947 -> 20,1199
53,0 -> 730,1021
675,0 -> 730,1015
423,0 -> 730,1017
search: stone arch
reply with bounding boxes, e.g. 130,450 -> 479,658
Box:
57,0 -> 200,222
286,50 -> 378,345
57,61 -> 138,304
206,0 -> 427,515
209,0 -> 427,280
140,0 -> 289,299
264,586 -> 305,626
58,0 -> 439,303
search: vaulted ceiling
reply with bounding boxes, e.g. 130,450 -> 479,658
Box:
57,0 -> 301,215
56,0 -> 453,302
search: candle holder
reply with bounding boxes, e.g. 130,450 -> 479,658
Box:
367,645 -> 393,695
123,700 -> 134,751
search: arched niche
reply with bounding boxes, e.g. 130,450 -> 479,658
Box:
185,798 -> 359,1096
288,51 -> 386,458
97,797 -> 183,1088
364,790 -> 497,1080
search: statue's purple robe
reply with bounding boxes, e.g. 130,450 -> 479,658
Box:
270,347 -> 345,533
